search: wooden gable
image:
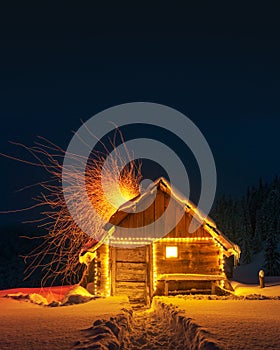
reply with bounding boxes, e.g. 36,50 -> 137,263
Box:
105,178 -> 240,259
109,183 -> 211,239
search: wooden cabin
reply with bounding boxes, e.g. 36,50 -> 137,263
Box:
82,178 -> 240,305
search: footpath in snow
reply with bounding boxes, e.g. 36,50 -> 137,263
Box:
2,284 -> 280,349
122,308 -> 185,350
76,307 -> 188,350
76,294 -> 280,350
76,299 -> 223,350
121,305 -> 222,350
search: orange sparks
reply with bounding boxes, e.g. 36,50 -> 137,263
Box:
4,130 -> 142,286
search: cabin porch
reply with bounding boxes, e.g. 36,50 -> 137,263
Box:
155,273 -> 225,296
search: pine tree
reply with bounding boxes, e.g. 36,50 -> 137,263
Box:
263,190 -> 280,275
252,209 -> 264,253
240,198 -> 253,264
212,177 -> 280,270
264,221 -> 280,275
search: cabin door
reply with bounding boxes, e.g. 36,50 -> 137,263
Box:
111,245 -> 150,305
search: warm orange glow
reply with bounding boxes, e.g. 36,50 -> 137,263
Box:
153,242 -> 157,291
104,243 -> 110,296
165,246 -> 178,258
79,251 -> 96,265
15,131 -> 142,286
94,261 -> 98,295
85,140 -> 141,222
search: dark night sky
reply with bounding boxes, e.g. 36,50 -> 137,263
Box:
0,3 -> 280,226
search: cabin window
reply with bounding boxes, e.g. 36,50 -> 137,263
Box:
165,246 -> 178,258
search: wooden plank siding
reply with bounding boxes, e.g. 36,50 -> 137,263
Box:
99,184 -> 226,300
114,282 -> 146,300
113,186 -> 212,240
116,248 -> 145,262
154,241 -> 220,276
112,246 -> 149,304
116,262 -> 146,281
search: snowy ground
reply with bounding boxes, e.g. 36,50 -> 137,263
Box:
1,282 -> 280,349
231,279 -> 280,297
230,250 -> 280,299
0,290 -> 130,350
233,251 -> 268,283
157,296 -> 280,350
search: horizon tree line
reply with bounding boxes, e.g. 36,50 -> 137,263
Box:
211,176 -> 280,276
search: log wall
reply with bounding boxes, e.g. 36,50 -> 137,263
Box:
154,241 -> 220,275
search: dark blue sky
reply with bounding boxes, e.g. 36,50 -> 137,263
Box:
0,3 -> 280,225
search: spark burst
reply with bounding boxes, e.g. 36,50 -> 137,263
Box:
3,129 -> 142,286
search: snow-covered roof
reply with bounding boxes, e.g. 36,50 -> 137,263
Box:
105,177 -> 240,259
